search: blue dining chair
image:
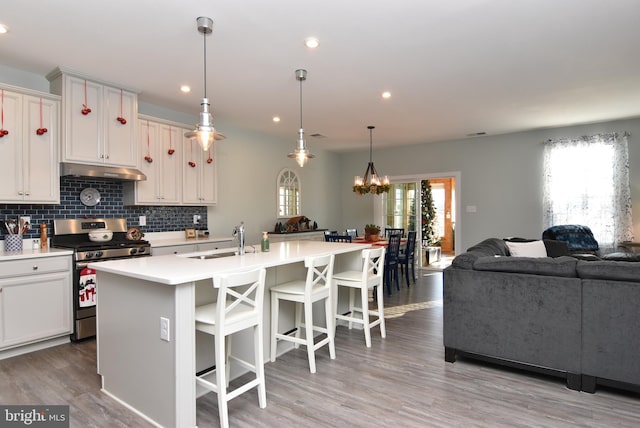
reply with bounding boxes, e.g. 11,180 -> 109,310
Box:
398,231 -> 417,287
326,234 -> 352,243
384,234 -> 401,295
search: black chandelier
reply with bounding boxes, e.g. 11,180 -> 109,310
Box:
353,126 -> 389,195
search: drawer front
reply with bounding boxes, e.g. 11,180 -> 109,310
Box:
0,256 -> 72,279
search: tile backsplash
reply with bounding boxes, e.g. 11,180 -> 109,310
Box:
1,177 -> 207,238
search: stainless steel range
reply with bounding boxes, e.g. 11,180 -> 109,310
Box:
51,218 -> 151,341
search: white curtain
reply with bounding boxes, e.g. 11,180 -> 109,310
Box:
543,132 -> 632,251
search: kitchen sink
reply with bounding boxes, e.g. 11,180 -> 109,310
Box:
189,251 -> 237,260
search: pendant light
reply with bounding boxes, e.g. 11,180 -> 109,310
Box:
287,69 -> 315,167
353,126 -> 390,195
185,16 -> 225,151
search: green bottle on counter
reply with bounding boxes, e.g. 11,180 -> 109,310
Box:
261,231 -> 270,252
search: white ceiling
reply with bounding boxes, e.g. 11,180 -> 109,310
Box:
2,0 -> 640,151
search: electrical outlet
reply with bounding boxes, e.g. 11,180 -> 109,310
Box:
139,215 -> 146,226
160,317 -> 170,342
193,215 -> 201,225
20,216 -> 31,226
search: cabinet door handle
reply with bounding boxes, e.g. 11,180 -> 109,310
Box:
32,265 -> 38,271
18,191 -> 24,195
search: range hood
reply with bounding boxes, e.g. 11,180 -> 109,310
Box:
60,163 -> 147,181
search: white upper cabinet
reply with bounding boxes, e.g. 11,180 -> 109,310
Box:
47,68 -> 138,168
124,117 -> 217,206
124,116 -> 182,205
182,135 -> 217,205
0,84 -> 60,204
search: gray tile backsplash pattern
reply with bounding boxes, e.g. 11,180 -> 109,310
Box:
1,177 -> 207,238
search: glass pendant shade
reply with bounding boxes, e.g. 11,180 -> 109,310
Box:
353,126 -> 390,195
288,69 -> 314,167
288,128 -> 315,167
185,16 -> 225,151
184,97 -> 216,151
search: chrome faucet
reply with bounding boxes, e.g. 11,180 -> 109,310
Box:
233,222 -> 245,255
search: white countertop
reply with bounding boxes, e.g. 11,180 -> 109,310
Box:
0,246 -> 73,261
90,240 -> 370,285
144,231 -> 233,248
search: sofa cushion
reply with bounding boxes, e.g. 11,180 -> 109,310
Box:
577,260 -> 640,283
505,240 -> 547,257
467,238 -> 510,255
473,256 -> 578,277
600,252 -> 640,262
504,238 -> 570,258
451,238 -> 509,269
543,239 -> 571,258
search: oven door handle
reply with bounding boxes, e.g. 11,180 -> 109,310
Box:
75,261 -> 91,269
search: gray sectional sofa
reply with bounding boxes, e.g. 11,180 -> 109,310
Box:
443,238 -> 640,394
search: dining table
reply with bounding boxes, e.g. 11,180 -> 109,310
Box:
353,237 -> 407,247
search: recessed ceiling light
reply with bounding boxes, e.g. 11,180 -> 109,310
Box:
381,91 -> 391,99
0,24 -> 9,34
304,37 -> 319,48
180,85 -> 191,93
272,116 -> 281,123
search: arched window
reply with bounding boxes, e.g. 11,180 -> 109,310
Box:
277,168 -> 301,218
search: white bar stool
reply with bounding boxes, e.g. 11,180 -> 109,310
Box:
270,253 -> 336,373
195,268 -> 267,428
333,247 -> 386,347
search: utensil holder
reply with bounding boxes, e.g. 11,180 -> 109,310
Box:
5,235 -> 23,252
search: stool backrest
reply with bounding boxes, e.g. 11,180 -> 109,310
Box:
212,268 -> 266,330
363,247 -> 385,287
345,228 -> 358,238
304,253 -> 335,295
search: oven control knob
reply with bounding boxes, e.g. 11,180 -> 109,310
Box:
130,248 -> 138,255
86,252 -> 94,259
95,251 -> 103,258
137,247 -> 146,254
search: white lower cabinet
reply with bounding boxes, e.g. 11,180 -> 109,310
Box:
0,255 -> 72,354
196,241 -> 233,252
269,231 -> 326,242
151,244 -> 197,256
151,240 -> 233,256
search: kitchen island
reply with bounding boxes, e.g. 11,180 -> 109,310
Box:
91,240 -> 369,428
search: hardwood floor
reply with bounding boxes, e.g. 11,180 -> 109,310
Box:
1,271 -> 639,427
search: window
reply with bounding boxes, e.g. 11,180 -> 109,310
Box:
277,168 -> 300,218
543,132 -> 632,250
384,182 -> 417,232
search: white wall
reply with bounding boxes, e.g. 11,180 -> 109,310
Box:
340,117 -> 640,252
207,124 -> 342,244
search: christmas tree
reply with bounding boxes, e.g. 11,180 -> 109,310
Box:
421,180 -> 438,246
